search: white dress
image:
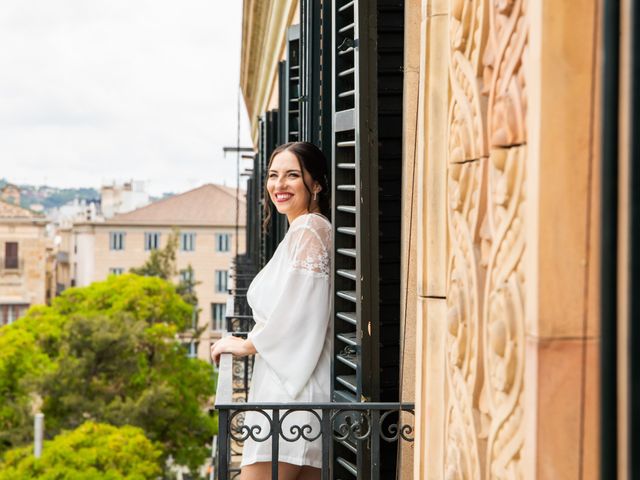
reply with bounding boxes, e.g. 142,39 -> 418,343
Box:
241,213 -> 332,469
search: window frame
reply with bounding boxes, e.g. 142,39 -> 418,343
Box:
144,232 -> 161,251
184,340 -> 199,359
215,233 -> 231,253
214,269 -> 228,293
180,232 -> 196,252
109,231 -> 126,251
4,242 -> 19,269
211,302 -> 227,331
179,268 -> 195,284
0,303 -> 29,326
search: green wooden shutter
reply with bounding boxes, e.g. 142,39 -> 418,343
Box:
285,25 -> 301,143
331,0 -> 404,477
300,0 -> 332,152
257,110 -> 281,267
331,1 -> 366,477
246,167 -> 259,267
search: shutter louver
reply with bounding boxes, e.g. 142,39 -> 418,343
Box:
331,0 -> 361,476
331,0 -> 404,477
285,25 -> 301,143
257,110 -> 281,267
300,0 -> 332,152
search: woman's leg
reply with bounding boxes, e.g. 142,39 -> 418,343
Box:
240,461 -> 301,480
296,466 -> 321,480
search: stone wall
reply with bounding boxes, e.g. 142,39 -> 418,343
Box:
411,0 -> 601,478
0,222 -> 49,307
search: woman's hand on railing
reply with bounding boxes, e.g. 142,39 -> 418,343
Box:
211,335 -> 256,365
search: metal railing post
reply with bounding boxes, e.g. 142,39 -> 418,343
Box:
370,409 -> 380,480
217,409 -> 229,480
271,408 -> 280,480
321,408 -> 331,480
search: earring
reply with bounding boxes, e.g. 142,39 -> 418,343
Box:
313,191 -> 317,201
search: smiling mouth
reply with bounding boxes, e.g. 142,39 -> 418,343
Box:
274,192 -> 293,203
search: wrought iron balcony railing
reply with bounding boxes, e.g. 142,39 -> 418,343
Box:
214,351 -> 415,480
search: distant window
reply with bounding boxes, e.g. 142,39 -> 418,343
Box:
216,234 -> 231,252
0,304 -> 29,326
181,233 -> 196,252
184,341 -> 199,359
180,269 -> 195,283
215,270 -> 228,293
144,232 -> 160,251
4,242 -> 18,269
109,232 -> 125,251
109,267 -> 124,276
211,303 -> 226,331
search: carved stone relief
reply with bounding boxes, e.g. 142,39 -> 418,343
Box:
448,0 -> 489,163
484,0 -> 528,147
445,0 -> 528,478
445,0 -> 490,476
482,146 -> 526,480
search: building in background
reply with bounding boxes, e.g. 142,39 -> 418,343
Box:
48,198 -> 100,228
54,226 -> 73,295
0,187 -> 51,326
71,183 -> 246,362
100,180 -> 150,219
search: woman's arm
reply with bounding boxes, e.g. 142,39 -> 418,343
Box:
210,336 -> 257,365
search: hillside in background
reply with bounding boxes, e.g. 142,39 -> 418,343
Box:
0,178 -> 99,211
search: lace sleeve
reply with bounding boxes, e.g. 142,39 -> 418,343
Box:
287,216 -> 331,276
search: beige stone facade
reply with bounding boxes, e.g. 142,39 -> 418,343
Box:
71,184 -> 246,362
55,227 -> 72,295
0,200 -> 51,326
409,0 -> 601,478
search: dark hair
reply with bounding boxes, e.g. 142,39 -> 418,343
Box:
262,141 -> 330,232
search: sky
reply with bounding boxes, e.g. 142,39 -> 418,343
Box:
0,0 -> 252,196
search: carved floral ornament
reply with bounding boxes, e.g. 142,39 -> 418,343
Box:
444,0 -> 528,477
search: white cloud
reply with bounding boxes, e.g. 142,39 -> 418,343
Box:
0,0 -> 252,196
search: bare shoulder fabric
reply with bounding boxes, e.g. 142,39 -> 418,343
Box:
241,213 -> 332,469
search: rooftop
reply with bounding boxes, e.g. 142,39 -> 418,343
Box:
0,199 -> 45,221
104,183 -> 246,227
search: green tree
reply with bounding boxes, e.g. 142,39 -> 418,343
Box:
52,273 -> 192,330
130,230 -> 201,308
0,274 -> 216,470
0,325 -> 54,450
176,264 -> 199,307
39,313 -> 216,469
0,421 -> 162,480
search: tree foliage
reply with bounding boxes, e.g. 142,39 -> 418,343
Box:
0,274 -> 216,471
0,422 -> 162,480
52,273 -> 192,330
0,323 -> 55,450
130,231 -> 179,280
130,230 -> 200,307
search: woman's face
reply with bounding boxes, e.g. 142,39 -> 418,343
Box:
267,149 -> 320,221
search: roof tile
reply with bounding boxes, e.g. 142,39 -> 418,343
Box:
105,183 -> 246,227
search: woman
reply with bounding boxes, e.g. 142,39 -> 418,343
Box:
211,141 -> 332,480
